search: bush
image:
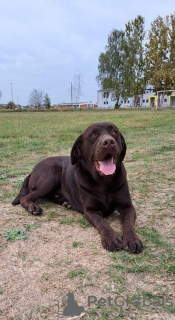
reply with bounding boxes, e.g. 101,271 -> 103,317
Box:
6,101 -> 16,109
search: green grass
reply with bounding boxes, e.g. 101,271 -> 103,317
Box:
4,223 -> 40,242
1,109 -> 174,201
24,222 -> 39,231
5,228 -> 27,242
68,269 -> 86,279
72,241 -> 79,247
111,227 -> 175,275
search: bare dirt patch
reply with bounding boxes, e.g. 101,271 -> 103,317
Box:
0,204 -> 117,319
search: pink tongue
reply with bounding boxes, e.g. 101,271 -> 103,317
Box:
99,159 -> 116,175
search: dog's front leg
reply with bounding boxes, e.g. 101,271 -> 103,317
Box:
84,208 -> 122,252
119,204 -> 143,254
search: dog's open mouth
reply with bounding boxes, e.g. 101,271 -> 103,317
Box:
94,154 -> 116,176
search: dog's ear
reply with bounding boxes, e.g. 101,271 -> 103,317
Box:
71,134 -> 83,165
120,133 -> 127,161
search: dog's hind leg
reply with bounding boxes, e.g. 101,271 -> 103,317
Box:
12,174 -> 31,205
19,175 -> 60,215
20,191 -> 44,215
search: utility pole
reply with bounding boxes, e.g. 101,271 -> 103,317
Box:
10,83 -> 13,103
71,82 -> 73,107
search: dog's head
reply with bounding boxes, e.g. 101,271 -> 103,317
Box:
71,122 -> 126,176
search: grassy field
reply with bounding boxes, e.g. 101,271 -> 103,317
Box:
0,109 -> 175,320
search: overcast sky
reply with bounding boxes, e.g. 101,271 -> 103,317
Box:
0,0 -> 174,105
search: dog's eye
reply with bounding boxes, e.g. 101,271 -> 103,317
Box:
90,133 -> 98,138
111,129 -> 118,135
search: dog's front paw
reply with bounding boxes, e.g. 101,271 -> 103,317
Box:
101,230 -> 122,252
122,232 -> 143,254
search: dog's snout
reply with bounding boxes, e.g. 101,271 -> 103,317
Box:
101,136 -> 116,147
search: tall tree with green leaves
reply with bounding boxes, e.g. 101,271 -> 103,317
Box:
6,101 -> 16,109
145,13 -> 175,93
96,29 -> 126,107
44,93 -> 51,109
124,15 -> 145,101
167,14 -> 175,90
96,15 -> 145,107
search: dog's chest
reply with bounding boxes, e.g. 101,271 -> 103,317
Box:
102,193 -> 117,215
89,187 -> 117,215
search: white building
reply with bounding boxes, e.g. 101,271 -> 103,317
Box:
97,85 -> 175,108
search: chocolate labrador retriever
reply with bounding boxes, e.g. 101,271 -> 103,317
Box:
12,122 -> 143,253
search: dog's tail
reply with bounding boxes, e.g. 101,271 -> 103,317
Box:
12,174 -> 31,205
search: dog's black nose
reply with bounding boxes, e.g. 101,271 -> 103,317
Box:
101,137 -> 115,147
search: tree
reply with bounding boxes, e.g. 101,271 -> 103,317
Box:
0,91 -> 2,100
167,14 -> 175,90
6,101 -> 16,109
96,16 -> 145,107
73,72 -> 83,102
29,89 -> 44,109
145,13 -> 175,93
124,15 -> 145,102
44,93 -> 51,109
96,29 -> 126,106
